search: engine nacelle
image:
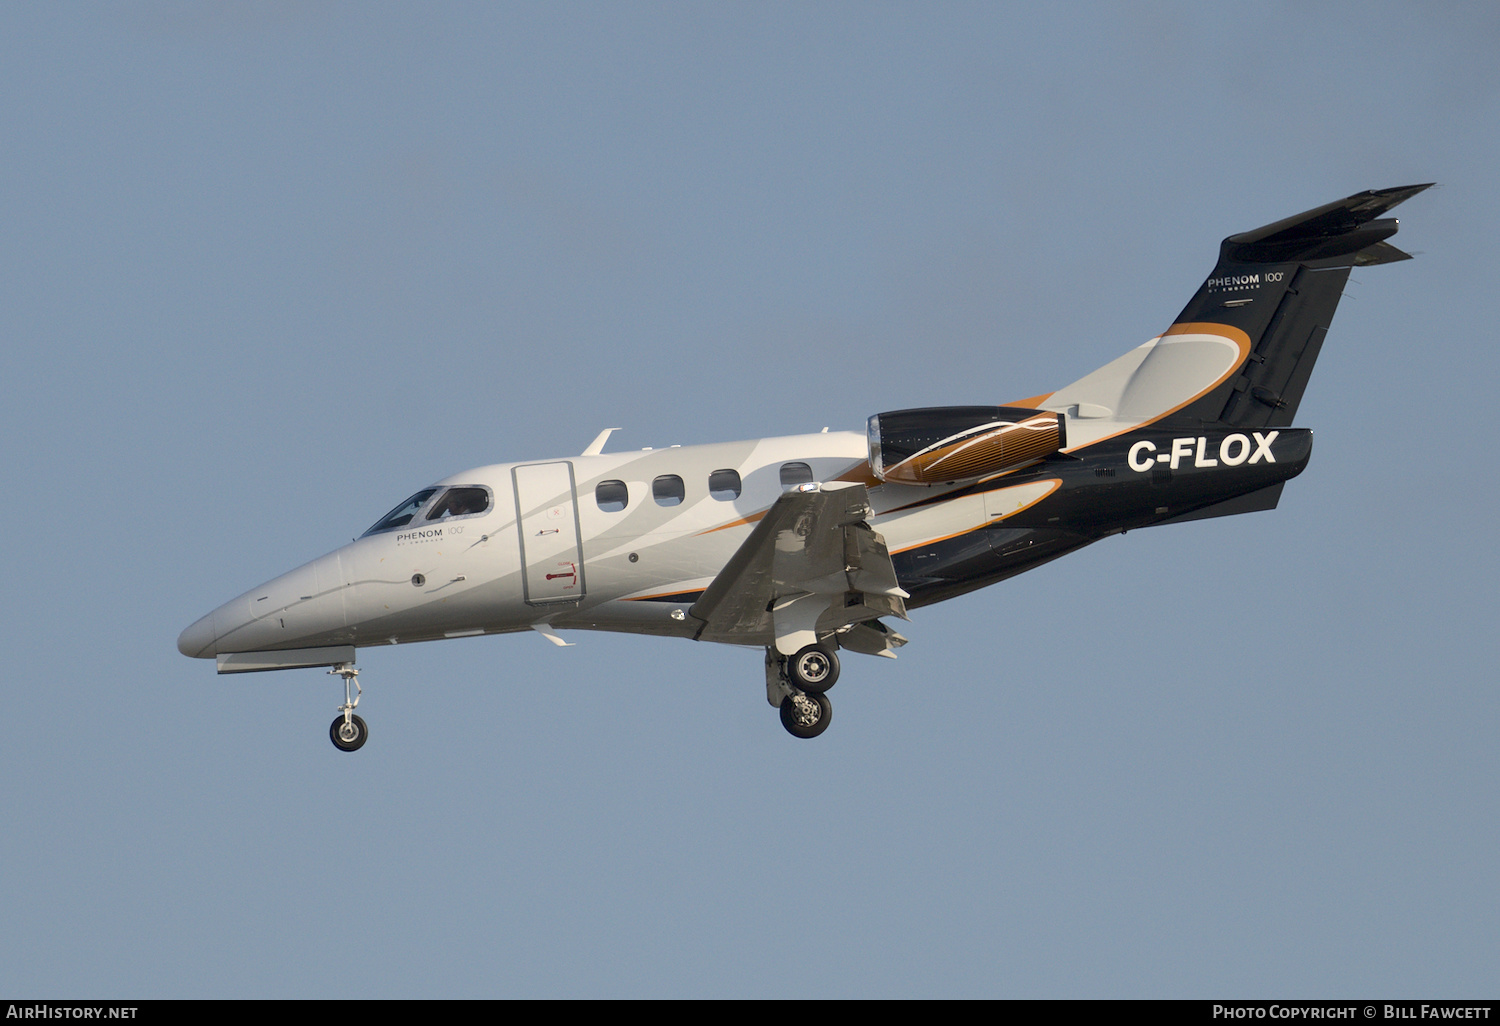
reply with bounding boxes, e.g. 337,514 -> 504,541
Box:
868,406 -> 1067,486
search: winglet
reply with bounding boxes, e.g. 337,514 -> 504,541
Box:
581,428 -> 620,456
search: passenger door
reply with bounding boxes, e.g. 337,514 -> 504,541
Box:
511,462 -> 586,605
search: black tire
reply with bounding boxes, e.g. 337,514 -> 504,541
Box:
787,644 -> 839,693
779,692 -> 833,739
330,713 -> 368,752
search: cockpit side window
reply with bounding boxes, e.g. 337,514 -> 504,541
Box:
425,486 -> 492,522
362,488 -> 439,537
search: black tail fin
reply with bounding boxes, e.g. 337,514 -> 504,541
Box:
1167,184 -> 1431,429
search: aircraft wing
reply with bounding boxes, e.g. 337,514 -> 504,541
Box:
689,482 -> 909,656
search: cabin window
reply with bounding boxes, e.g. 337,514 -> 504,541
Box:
708,469 -> 742,500
652,474 -> 685,507
425,486 -> 491,521
362,488 -> 439,537
595,480 -> 629,513
779,462 -> 814,489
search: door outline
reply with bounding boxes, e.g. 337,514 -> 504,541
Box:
512,461 -> 587,605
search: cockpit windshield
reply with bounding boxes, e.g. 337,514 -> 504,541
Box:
425,486 -> 491,521
362,488 -> 439,537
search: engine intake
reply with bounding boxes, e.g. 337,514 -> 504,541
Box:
868,406 -> 1066,486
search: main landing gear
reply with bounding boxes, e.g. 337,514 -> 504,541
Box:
329,663 -> 368,752
767,643 -> 839,739
787,643 -> 839,692
780,691 -> 833,739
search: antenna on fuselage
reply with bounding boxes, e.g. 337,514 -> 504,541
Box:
581,427 -> 621,456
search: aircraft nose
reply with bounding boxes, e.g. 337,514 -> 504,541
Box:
177,611 -> 218,659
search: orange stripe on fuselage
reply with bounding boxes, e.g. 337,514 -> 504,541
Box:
625,589 -> 706,602
1005,392 -> 1055,409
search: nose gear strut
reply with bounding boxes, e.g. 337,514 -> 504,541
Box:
328,662 -> 368,752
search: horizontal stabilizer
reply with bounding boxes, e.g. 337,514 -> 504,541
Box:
1222,184 -> 1432,265
1352,240 -> 1414,266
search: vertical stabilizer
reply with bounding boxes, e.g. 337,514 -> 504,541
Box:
1163,184 -> 1431,428
1043,185 -> 1430,448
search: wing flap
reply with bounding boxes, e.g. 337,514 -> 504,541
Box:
689,483 -> 908,652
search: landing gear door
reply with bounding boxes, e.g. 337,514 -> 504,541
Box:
512,461 -> 586,606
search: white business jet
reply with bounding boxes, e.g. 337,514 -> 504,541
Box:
179,185 -> 1429,749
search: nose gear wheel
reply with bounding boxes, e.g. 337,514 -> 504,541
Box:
328,663 -> 368,752
330,713 -> 368,751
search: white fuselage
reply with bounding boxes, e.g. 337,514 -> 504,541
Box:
179,430 -> 1033,660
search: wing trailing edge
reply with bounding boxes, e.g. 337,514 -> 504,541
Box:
688,483 -> 908,654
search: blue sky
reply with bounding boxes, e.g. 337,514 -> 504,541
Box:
2,2 -> 1496,997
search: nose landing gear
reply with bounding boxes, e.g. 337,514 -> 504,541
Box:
328,663 -> 368,752
330,712 -> 369,751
